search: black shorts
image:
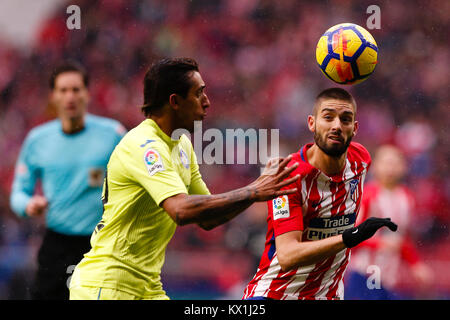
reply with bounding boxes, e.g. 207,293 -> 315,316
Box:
32,229 -> 91,300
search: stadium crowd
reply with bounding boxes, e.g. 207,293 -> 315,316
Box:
0,0 -> 448,299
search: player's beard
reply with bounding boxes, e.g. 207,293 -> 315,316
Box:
314,130 -> 352,158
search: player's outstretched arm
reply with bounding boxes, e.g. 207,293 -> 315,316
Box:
276,217 -> 398,272
161,156 -> 300,230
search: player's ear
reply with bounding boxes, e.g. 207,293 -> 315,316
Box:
48,89 -> 60,111
307,115 -> 315,133
169,93 -> 180,110
352,120 -> 359,137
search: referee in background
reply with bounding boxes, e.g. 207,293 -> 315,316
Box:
10,61 -> 126,300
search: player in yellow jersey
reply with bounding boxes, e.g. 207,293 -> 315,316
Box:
69,58 -> 299,300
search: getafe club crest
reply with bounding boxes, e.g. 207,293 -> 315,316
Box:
179,149 -> 190,169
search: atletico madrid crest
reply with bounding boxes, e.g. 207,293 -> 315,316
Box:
349,179 -> 359,203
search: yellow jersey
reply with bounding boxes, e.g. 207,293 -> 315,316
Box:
70,119 -> 210,299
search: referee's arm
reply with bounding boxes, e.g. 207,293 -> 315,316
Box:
10,137 -> 45,218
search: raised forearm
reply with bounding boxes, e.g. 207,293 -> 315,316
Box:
163,155 -> 300,229
173,186 -> 257,227
196,202 -> 254,230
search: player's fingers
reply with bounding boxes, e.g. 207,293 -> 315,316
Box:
276,155 -> 293,172
383,220 -> 398,232
367,217 -> 387,225
276,174 -> 300,189
369,217 -> 398,232
276,162 -> 299,180
275,188 -> 297,197
261,157 -> 284,176
266,157 -> 283,169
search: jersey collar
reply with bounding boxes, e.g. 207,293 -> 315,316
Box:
145,118 -> 180,147
299,143 -> 349,183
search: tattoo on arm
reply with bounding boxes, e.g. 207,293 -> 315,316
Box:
180,187 -> 255,227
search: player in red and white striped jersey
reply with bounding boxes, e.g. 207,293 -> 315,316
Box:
243,88 -> 397,300
345,145 -> 433,299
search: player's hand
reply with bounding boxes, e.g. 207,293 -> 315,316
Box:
25,195 -> 48,217
248,155 -> 300,202
342,217 -> 398,248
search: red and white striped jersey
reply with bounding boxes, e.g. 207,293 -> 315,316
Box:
348,182 -> 419,289
243,142 -> 371,300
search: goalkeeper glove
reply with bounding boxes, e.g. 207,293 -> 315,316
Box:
342,217 -> 398,248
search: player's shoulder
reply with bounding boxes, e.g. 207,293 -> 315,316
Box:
26,119 -> 60,144
119,122 -> 169,154
86,114 -> 126,135
179,134 -> 194,150
347,142 -> 371,164
287,150 -> 316,177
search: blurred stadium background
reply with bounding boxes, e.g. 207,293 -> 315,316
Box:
0,0 -> 448,299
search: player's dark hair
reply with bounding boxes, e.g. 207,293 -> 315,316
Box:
314,87 -> 357,115
142,57 -> 199,117
49,61 -> 89,89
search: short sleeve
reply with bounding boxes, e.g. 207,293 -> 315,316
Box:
350,142 -> 372,169
268,161 -> 304,237
188,144 -> 210,196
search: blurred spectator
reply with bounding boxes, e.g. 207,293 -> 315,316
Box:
345,145 -> 434,299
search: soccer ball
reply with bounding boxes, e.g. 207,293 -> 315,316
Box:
316,23 -> 378,85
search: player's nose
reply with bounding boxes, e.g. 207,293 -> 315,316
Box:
202,94 -> 210,109
330,118 -> 343,131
